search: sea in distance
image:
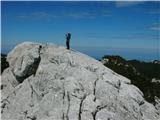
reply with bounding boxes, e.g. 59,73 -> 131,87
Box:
1,46 -> 159,62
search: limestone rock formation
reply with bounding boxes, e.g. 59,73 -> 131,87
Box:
1,42 -> 160,120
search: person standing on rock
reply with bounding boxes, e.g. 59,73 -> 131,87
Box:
66,33 -> 71,50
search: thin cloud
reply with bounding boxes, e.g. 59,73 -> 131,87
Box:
17,15 -> 29,18
31,12 -> 60,18
150,23 -> 160,31
100,10 -> 112,17
131,33 -> 159,40
65,11 -> 111,19
148,10 -> 160,14
66,12 -> 96,19
85,33 -> 159,40
17,12 -> 60,19
115,1 -> 144,7
17,11 -> 111,20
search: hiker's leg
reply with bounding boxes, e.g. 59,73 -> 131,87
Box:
68,41 -> 70,49
66,41 -> 69,49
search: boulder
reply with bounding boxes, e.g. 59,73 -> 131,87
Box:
7,42 -> 42,83
1,42 -> 160,120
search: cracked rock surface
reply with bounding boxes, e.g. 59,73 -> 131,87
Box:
1,42 -> 160,120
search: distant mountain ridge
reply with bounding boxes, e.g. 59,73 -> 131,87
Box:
101,55 -> 160,103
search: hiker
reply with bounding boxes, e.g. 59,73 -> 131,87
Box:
66,33 -> 71,50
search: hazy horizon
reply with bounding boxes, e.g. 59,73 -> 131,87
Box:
1,43 -> 159,62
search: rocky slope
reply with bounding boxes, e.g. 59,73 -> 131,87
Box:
101,55 -> 160,103
1,42 -> 160,120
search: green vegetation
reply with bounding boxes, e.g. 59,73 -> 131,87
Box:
128,60 -> 160,79
102,55 -> 160,103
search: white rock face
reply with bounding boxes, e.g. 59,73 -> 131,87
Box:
1,42 -> 160,120
7,42 -> 41,83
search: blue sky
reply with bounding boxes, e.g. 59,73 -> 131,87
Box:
1,1 -> 160,60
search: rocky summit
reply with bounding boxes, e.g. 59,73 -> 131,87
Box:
1,42 -> 160,120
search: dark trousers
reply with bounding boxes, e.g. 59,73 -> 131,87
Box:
66,40 -> 70,50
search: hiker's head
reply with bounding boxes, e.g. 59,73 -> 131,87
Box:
39,45 -> 42,49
